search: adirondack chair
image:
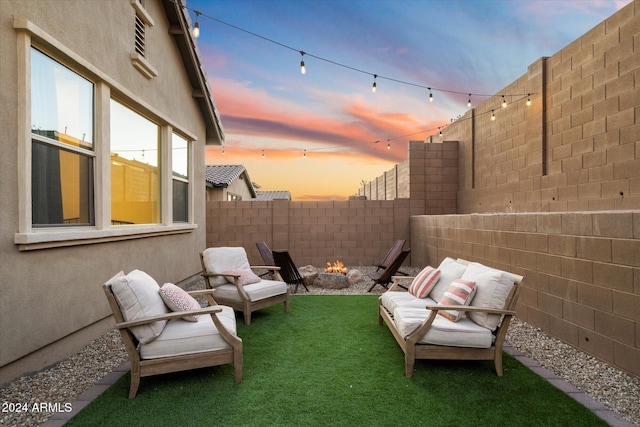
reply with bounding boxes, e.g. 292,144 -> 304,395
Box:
367,248 -> 411,292
272,250 -> 308,293
376,239 -> 408,276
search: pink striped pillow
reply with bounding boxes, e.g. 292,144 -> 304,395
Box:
437,279 -> 476,322
408,266 -> 441,298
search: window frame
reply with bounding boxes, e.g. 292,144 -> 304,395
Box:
14,20 -> 197,251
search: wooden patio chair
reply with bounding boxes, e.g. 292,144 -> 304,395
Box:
201,247 -> 290,325
255,241 -> 276,278
376,239 -> 405,270
103,270 -> 243,398
367,248 -> 411,292
272,250 -> 308,293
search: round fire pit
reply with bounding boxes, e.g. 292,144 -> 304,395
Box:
314,272 -> 349,289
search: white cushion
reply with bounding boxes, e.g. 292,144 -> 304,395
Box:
393,306 -> 493,348
108,270 -> 169,344
461,263 -> 515,331
140,305 -> 237,359
202,247 -> 252,286
429,257 -> 468,302
214,279 -> 288,302
380,291 -> 437,314
159,283 -> 201,322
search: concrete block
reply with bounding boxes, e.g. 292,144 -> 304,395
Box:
594,310 -> 636,345
549,316 -> 579,346
577,282 -> 613,311
613,290 -> 640,321
578,328 -> 614,364
612,239 -> 640,267
563,300 -> 595,329
576,236 -> 612,262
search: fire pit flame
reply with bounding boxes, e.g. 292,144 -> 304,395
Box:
325,260 -> 348,274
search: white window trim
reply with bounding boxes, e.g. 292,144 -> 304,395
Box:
14,17 -> 198,251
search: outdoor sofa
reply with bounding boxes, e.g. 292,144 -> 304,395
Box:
378,257 -> 524,377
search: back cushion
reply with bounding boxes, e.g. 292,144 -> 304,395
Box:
202,247 -> 251,286
461,263 -> 515,331
429,257 -> 469,302
109,270 -> 169,343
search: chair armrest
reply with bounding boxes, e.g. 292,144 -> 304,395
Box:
202,272 -> 240,279
250,265 -> 281,271
388,276 -> 414,291
424,304 -> 516,316
115,306 -> 222,329
187,289 -> 216,297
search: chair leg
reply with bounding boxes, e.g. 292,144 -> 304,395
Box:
243,311 -> 251,325
128,369 -> 140,399
494,351 -> 504,376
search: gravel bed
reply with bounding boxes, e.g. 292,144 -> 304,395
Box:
1,266 -> 638,426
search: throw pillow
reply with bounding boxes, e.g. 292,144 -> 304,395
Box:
159,283 -> 201,322
437,279 -> 476,322
223,269 -> 262,286
408,266 -> 441,298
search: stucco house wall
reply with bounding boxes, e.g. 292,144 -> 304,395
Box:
0,0 -> 221,383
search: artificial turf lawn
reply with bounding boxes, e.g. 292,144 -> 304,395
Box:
66,295 -> 607,426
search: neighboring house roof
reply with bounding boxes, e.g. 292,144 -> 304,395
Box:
205,165 -> 257,198
255,191 -> 292,201
162,0 -> 224,145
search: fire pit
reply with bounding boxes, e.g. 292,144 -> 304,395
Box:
325,260 -> 348,274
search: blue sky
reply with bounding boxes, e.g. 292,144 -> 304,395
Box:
187,0 -> 629,200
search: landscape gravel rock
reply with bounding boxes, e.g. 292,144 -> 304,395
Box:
1,266 -> 638,426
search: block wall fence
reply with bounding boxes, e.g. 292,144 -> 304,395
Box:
206,3 -> 639,377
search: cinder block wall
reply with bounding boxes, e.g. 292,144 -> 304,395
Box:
206,199 -> 425,267
411,211 -> 640,378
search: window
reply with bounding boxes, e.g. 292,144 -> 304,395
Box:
227,193 -> 242,201
30,47 -> 95,227
110,99 -> 160,225
172,133 -> 189,222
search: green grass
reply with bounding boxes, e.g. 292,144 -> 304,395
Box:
67,296 -> 606,426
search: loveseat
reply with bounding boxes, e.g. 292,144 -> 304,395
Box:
378,257 -> 524,378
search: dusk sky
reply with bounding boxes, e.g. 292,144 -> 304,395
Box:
187,0 -> 629,200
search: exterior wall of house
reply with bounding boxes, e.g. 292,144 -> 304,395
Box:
410,212 -> 640,378
0,0 -> 210,383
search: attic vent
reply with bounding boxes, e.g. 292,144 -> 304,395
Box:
134,14 -> 146,56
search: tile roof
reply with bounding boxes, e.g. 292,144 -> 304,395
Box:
255,190 -> 292,201
205,165 -> 247,188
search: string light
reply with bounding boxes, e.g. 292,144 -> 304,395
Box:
300,51 -> 306,75
303,149 -> 307,158
491,109 -> 496,121
372,74 -> 377,93
467,94 -> 472,108
439,127 -> 443,137
387,140 -> 391,150
192,11 -> 201,38
221,146 -> 225,155
527,93 -> 531,106
428,88 -> 433,102
502,95 -> 507,108
261,149 -> 265,159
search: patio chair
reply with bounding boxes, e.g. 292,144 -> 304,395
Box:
367,248 -> 411,292
201,247 -> 290,325
376,239 -> 409,277
256,241 -> 276,278
272,250 -> 308,293
103,269 -> 243,398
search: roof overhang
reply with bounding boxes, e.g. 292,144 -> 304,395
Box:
162,0 -> 224,145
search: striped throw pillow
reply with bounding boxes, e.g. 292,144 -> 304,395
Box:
408,266 -> 441,298
437,279 -> 476,322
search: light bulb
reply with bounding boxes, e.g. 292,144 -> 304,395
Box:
429,88 -> 433,102
502,95 -> 507,108
261,150 -> 265,159
387,142 -> 390,150
491,110 -> 496,121
192,12 -> 201,38
300,51 -> 306,74
303,149 -> 306,158
372,75 -> 377,93
439,128 -> 443,137
467,94 -> 472,108
527,94 -> 531,106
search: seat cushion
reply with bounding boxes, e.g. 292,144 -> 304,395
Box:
429,257 -> 469,302
108,270 -> 169,344
214,279 -> 288,303
380,291 -> 437,314
393,306 -> 493,348
202,247 -> 252,286
140,305 -> 237,359
461,263 -> 515,330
